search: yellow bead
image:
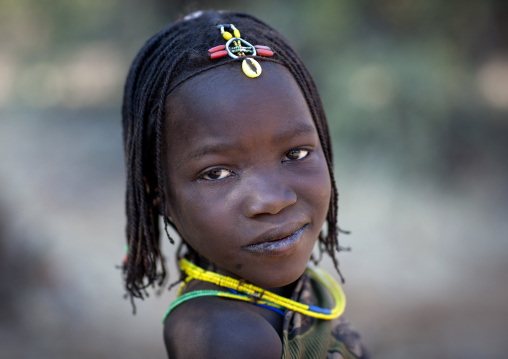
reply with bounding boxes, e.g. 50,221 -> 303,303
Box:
234,29 -> 241,38
242,58 -> 262,78
223,31 -> 232,40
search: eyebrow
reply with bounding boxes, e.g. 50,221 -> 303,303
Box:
272,122 -> 316,143
180,121 -> 317,167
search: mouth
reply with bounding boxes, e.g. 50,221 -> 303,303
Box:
244,223 -> 309,257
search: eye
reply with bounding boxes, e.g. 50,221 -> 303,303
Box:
283,148 -> 310,162
200,168 -> 233,181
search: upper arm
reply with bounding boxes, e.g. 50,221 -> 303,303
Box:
164,299 -> 282,359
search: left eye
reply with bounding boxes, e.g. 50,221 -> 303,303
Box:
283,149 -> 310,161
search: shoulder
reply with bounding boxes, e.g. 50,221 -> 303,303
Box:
164,296 -> 282,359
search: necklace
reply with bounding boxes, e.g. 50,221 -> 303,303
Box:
165,258 -> 346,321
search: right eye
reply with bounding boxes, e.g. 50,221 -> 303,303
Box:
200,168 -> 233,181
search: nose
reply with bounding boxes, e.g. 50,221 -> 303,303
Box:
243,171 -> 297,217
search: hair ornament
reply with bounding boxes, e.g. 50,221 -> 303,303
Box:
208,24 -> 274,78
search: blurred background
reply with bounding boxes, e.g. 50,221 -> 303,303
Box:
1,0 -> 507,358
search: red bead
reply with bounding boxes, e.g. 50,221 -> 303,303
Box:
256,48 -> 274,57
210,50 -> 228,59
208,45 -> 226,53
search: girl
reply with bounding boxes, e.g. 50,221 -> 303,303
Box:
122,10 -> 368,359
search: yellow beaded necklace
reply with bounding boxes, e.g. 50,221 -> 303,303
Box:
165,258 -> 346,321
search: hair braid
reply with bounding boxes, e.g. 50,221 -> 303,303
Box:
154,53 -> 187,243
270,36 -> 343,279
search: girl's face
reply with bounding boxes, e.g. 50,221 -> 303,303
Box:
163,63 -> 331,288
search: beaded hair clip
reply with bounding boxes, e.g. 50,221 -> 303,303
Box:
208,24 -> 274,78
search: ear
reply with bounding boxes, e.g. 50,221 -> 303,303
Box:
149,184 -> 175,224
143,176 -> 164,215
153,187 -> 163,214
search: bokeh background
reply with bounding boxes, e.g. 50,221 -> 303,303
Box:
1,0 -> 507,358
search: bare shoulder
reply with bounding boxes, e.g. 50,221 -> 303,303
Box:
164,296 -> 282,359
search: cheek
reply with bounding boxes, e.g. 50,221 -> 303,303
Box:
300,159 -> 332,217
315,171 -> 332,218
168,185 -> 232,241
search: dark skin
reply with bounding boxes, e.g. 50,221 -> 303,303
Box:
162,63 -> 331,358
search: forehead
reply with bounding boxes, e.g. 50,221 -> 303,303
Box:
164,62 -> 312,134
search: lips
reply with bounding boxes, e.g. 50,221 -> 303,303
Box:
244,223 -> 309,257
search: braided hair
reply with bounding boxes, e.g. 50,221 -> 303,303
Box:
122,10 -> 343,301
